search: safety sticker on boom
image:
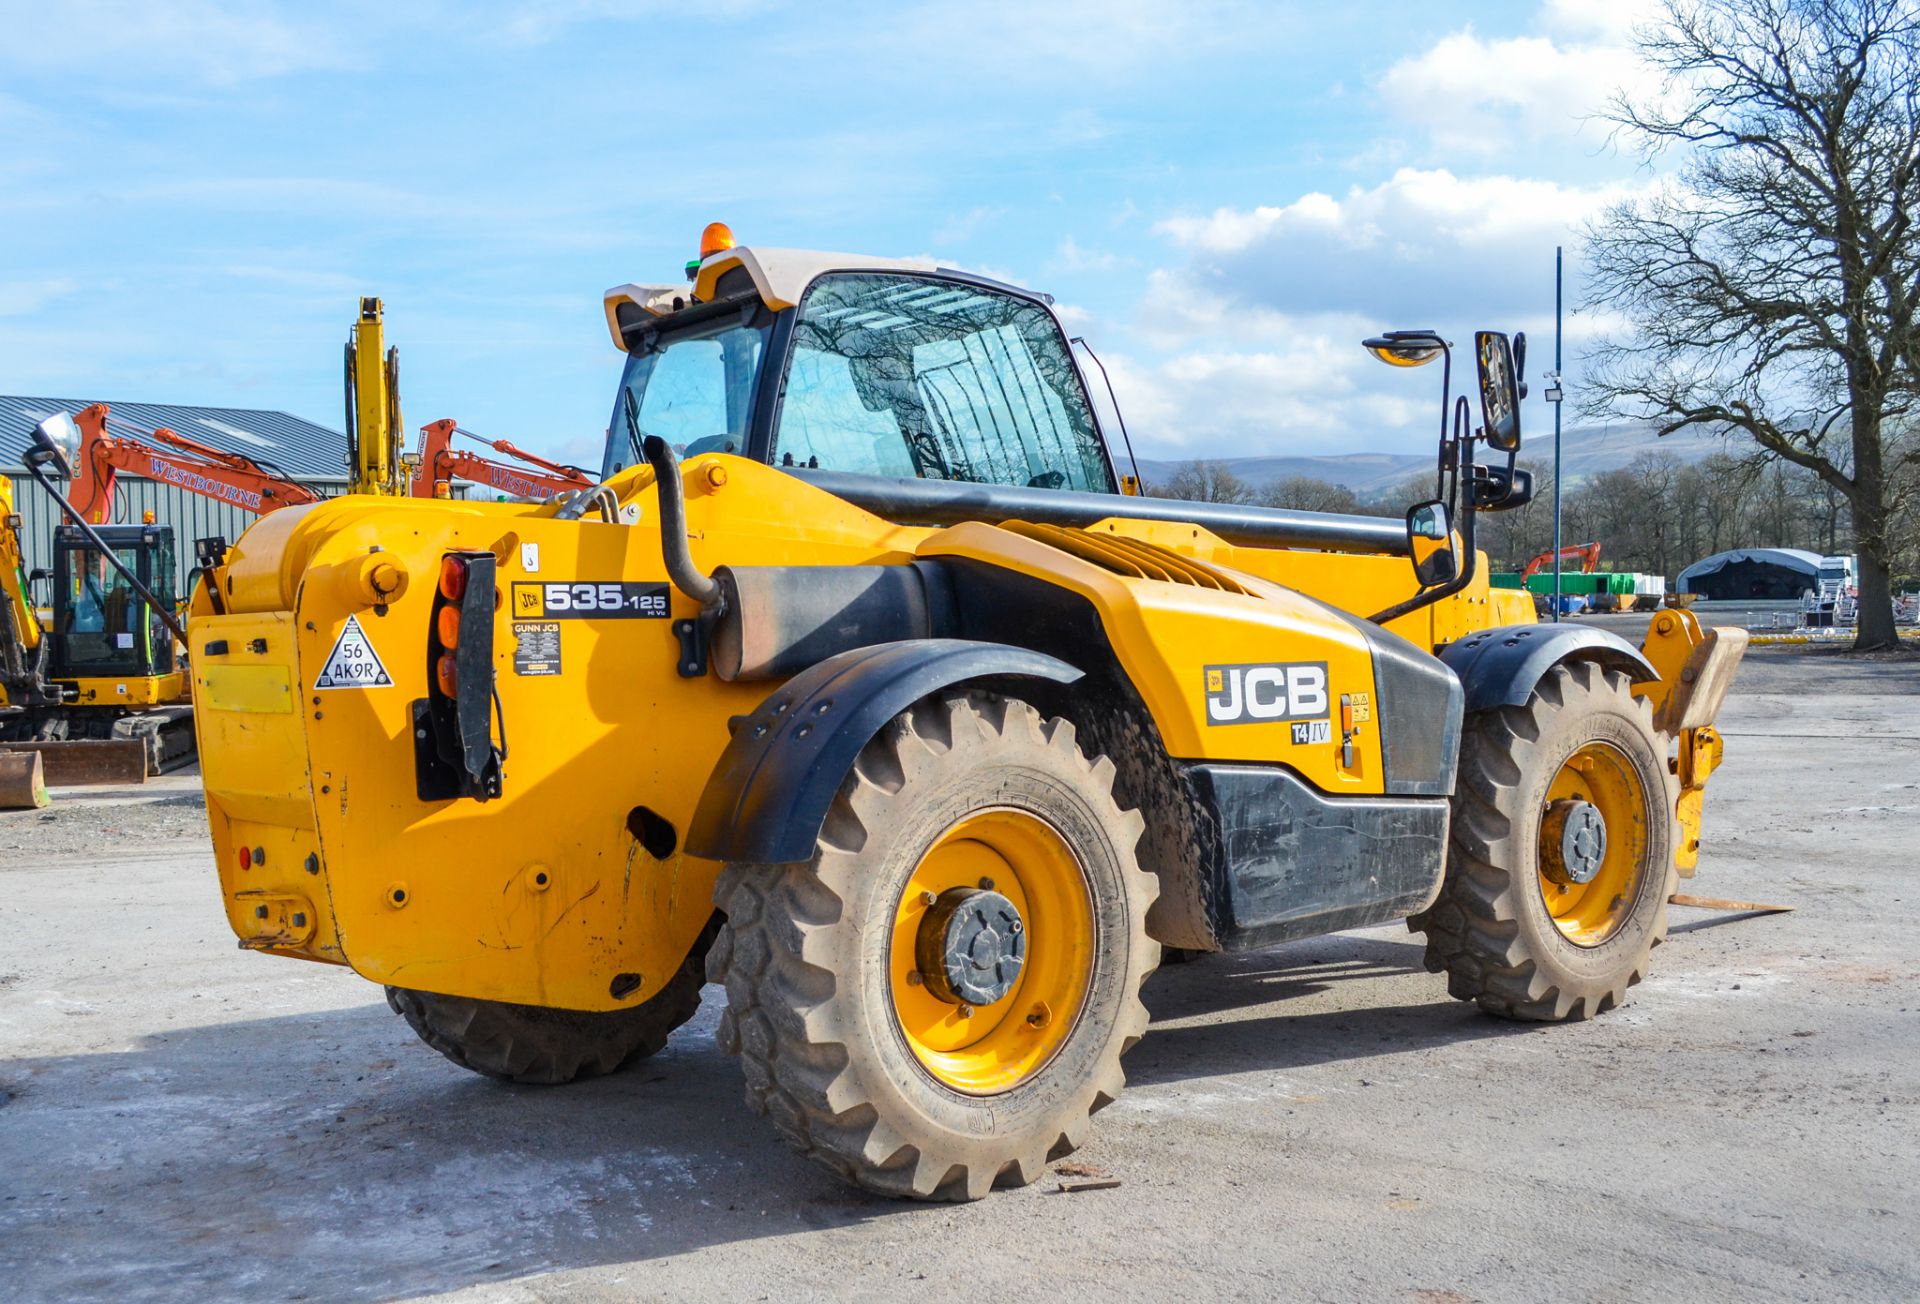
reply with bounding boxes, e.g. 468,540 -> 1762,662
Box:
314,614 -> 392,690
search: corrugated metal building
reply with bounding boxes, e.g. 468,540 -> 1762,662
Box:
0,395 -> 349,578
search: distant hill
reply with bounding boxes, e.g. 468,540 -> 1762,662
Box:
1133,422 -> 1731,499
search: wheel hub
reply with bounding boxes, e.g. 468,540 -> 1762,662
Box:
916,887 -> 1025,1007
1541,798 -> 1608,885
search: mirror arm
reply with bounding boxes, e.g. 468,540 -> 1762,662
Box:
1369,433 -> 1479,627
21,455 -> 187,646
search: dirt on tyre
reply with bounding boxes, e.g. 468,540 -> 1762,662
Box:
708,691 -> 1159,1201
386,925 -> 711,1084
1413,660 -> 1679,1021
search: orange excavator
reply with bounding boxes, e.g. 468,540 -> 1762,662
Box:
1521,541 -> 1602,582
68,403 -> 323,525
411,418 -> 593,501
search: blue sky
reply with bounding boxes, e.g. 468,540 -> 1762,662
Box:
0,1 -> 1663,468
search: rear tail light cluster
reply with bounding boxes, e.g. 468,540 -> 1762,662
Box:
414,551 -> 504,802
435,556 -> 468,693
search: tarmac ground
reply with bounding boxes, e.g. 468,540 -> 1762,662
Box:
2,640 -> 1916,1302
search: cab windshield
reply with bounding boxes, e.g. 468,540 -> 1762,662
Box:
772,273 -> 1111,492
601,314 -> 770,480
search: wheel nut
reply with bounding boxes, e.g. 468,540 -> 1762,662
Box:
921,891 -> 937,907
905,970 -> 923,986
956,1004 -> 974,1019
978,877 -> 995,890
1009,919 -> 1023,934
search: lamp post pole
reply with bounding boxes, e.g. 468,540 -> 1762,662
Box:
1550,245 -> 1565,623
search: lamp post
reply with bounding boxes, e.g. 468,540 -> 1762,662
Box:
1547,245 -> 1566,622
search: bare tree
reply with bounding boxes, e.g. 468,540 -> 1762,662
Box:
1584,0 -> 1920,648
1157,460 -> 1255,504
1263,475 -> 1360,514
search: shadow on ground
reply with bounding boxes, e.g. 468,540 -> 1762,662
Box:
0,932 -> 1515,1302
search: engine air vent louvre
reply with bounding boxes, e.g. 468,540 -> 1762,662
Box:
1002,521 -> 1251,595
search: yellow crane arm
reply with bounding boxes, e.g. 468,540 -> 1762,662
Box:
345,297 -> 407,496
0,475 -> 45,654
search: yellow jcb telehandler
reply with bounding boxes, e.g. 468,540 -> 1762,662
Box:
187,226 -> 1746,1200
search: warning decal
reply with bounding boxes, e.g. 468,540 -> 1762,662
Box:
314,614 -> 393,690
512,621 -> 562,676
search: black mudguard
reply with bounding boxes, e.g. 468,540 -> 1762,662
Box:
684,638 -> 1083,865
1439,623 -> 1658,713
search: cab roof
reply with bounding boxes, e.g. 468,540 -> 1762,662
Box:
602,246 -> 939,352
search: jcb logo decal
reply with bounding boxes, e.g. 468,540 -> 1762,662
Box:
1203,662 -> 1330,727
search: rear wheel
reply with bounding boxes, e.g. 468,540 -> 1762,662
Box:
386,926 -> 710,1084
1413,661 -> 1678,1021
708,692 -> 1158,1201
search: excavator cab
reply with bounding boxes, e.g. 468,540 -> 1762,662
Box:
48,523 -> 177,685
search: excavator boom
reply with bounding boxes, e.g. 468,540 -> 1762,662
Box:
1520,541 -> 1602,582
69,404 -> 324,524
412,418 -> 591,501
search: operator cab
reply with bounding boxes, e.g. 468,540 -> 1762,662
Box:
598,230 -> 1123,496
48,523 -> 178,685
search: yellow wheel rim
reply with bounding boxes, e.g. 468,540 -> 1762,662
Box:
890,809 -> 1094,1095
1538,741 -> 1651,947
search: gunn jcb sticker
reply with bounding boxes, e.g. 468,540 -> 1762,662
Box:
1203,661 -> 1329,728
511,581 -> 669,620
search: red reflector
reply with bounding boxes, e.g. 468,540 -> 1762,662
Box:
238,846 -> 252,871
439,556 -> 469,602
435,652 -> 458,698
436,605 -> 461,650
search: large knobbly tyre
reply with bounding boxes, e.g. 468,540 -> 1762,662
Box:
1414,660 -> 1680,1021
386,931 -> 710,1085
708,692 -> 1159,1202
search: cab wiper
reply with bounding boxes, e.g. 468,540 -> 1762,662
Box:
623,388 -> 645,468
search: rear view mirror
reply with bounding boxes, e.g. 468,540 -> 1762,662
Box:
1406,500 -> 1458,587
1474,331 -> 1521,453
29,412 -> 79,478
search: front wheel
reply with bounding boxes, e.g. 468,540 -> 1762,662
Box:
708,692 -> 1159,1201
1413,661 -> 1679,1021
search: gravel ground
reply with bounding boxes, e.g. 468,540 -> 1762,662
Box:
1,645 -> 1916,1303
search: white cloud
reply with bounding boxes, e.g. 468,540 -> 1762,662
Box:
1377,3 -> 1666,154
935,206 -> 1003,246
0,278 -> 78,318
0,2 -> 347,84
1154,168 -> 1640,322
1379,29 -> 1645,152
493,0 -> 772,45
1111,167 -> 1650,457
1051,238 -> 1124,273
1537,0 -> 1663,43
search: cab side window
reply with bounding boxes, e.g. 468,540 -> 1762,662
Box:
772,273 -> 1111,493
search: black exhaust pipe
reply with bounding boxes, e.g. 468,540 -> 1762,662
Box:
642,435 -> 723,612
